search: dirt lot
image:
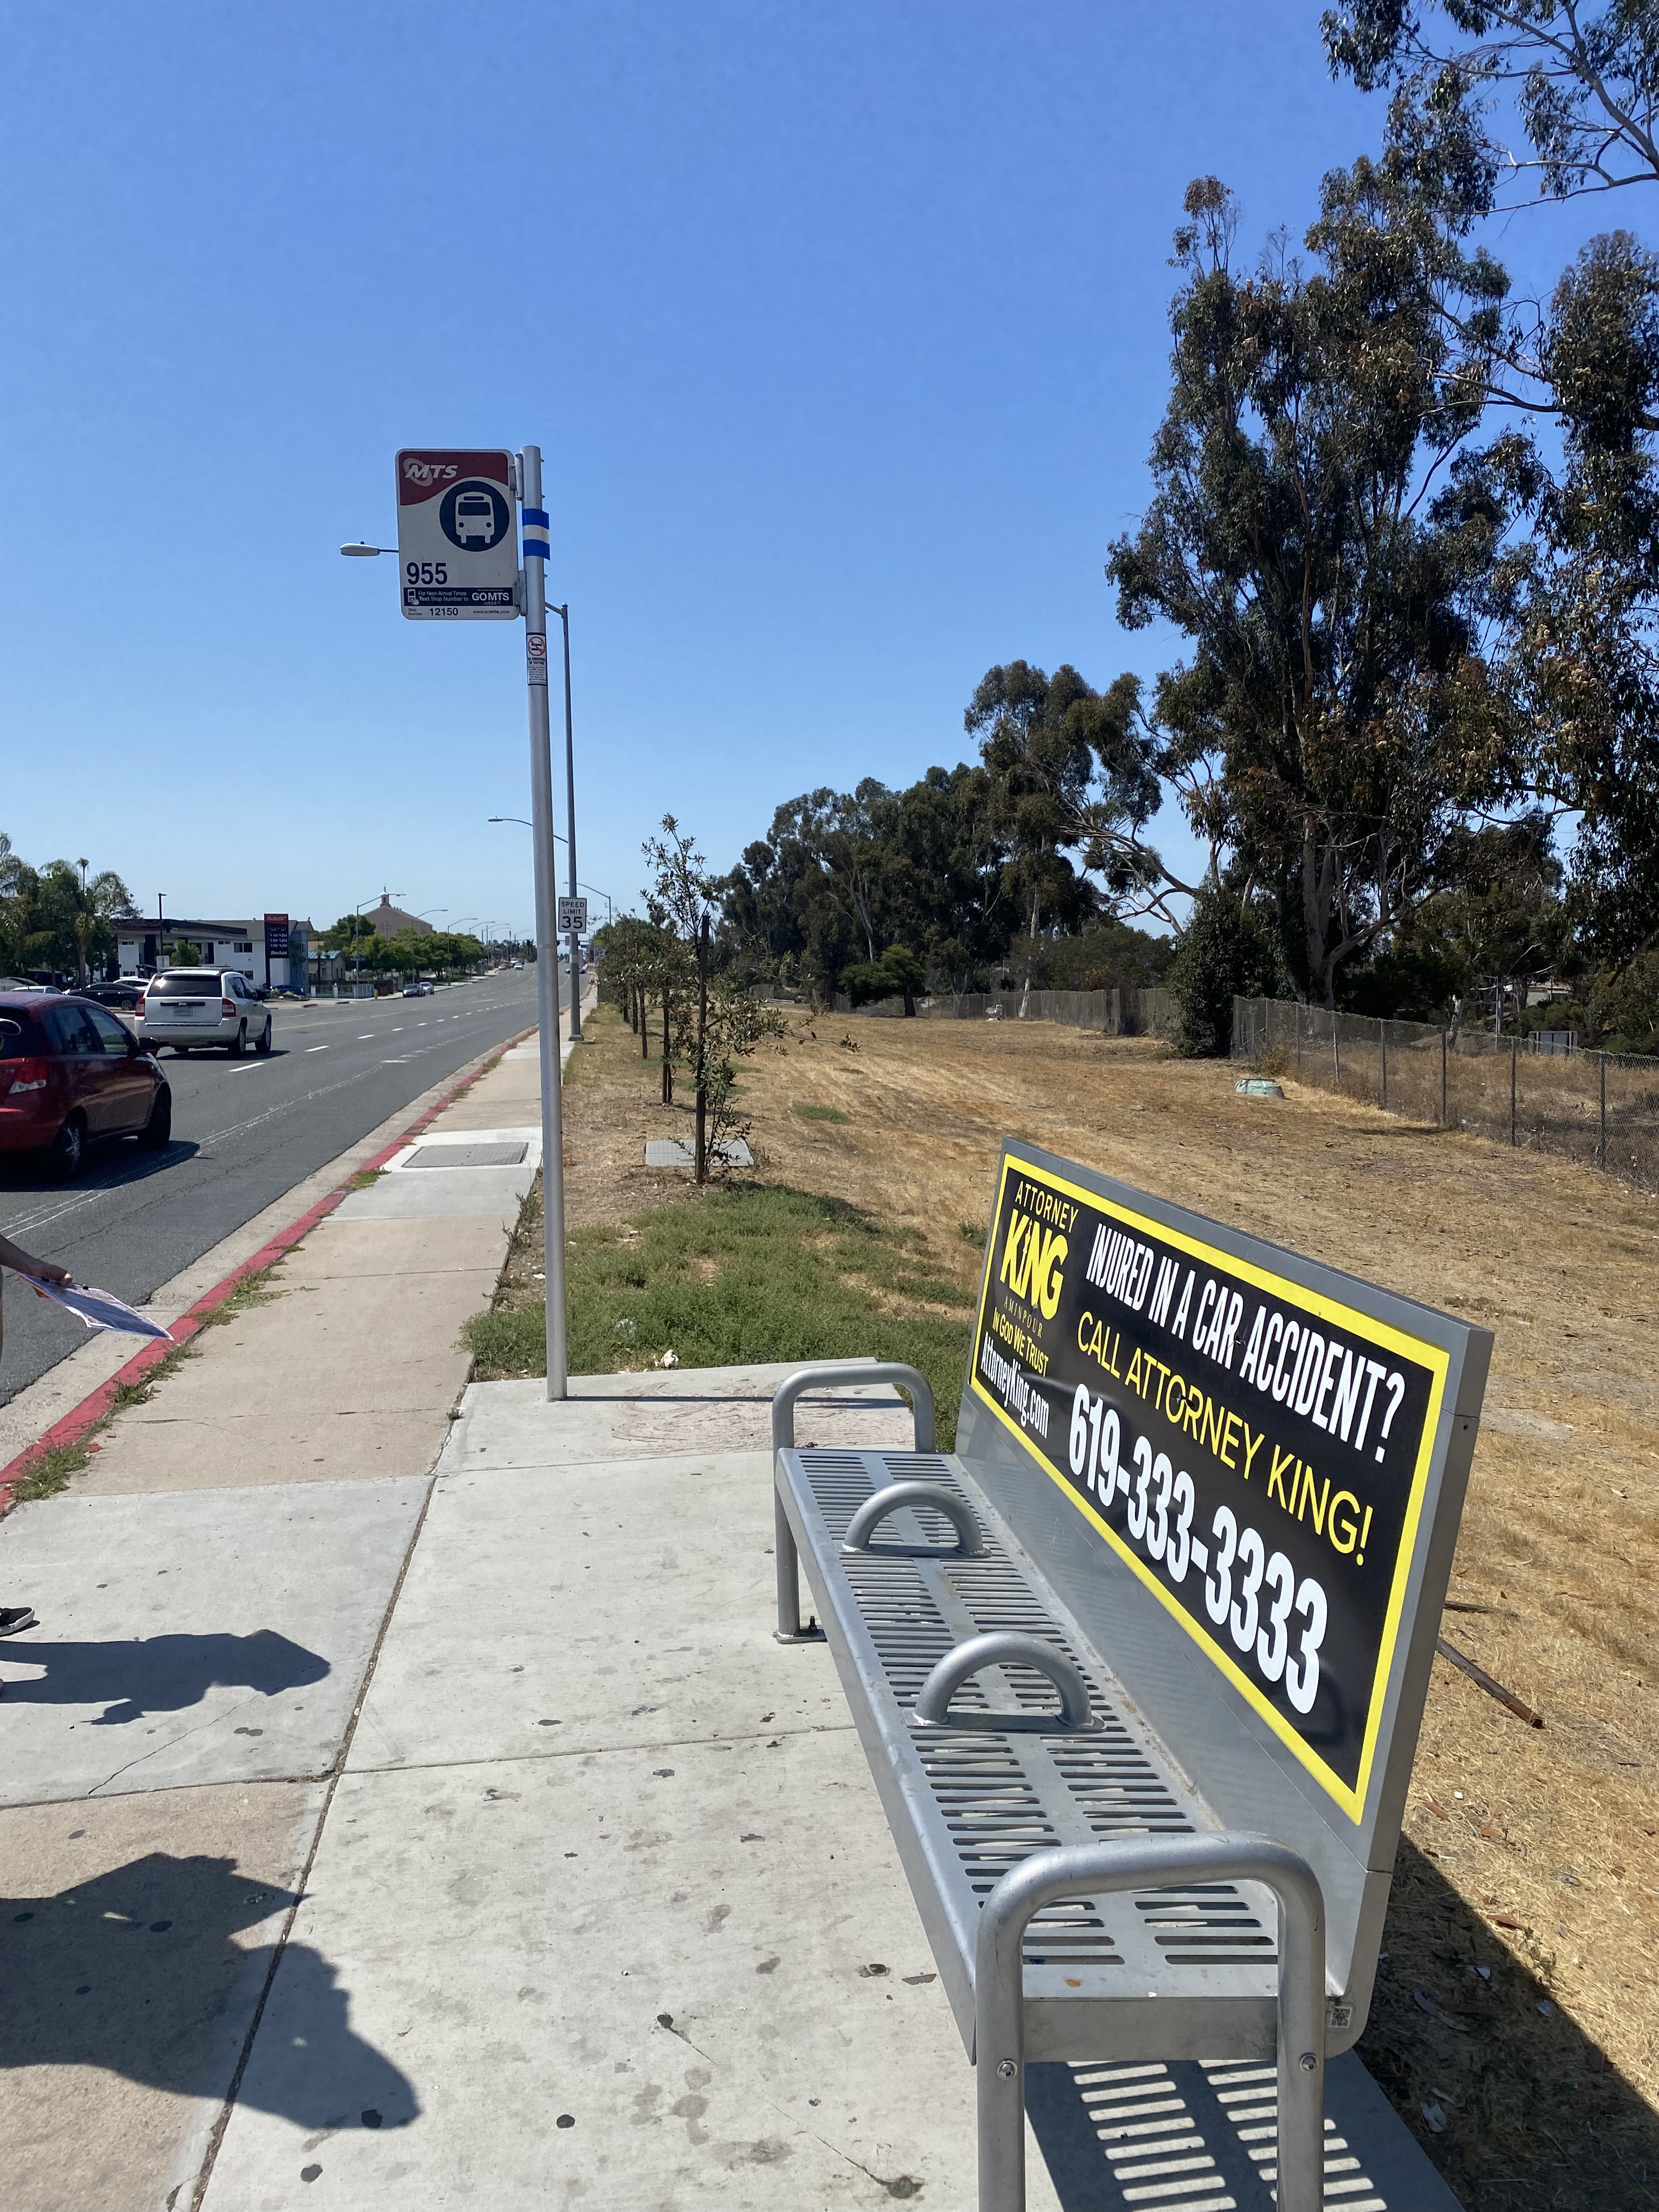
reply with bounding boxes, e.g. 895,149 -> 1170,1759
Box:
551,1002 -> 1658,2207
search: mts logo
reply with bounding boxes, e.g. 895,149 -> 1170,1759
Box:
403,459 -> 459,486
998,1210 -> 1068,1318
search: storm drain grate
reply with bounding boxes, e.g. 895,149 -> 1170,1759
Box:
403,1142 -> 528,1169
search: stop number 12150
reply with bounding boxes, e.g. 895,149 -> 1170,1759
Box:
1066,1383 -> 1328,1717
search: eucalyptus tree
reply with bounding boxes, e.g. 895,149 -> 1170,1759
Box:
1326,2 -> 1659,963
1107,166 -> 1531,1004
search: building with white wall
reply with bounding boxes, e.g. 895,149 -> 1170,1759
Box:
114,915 -> 313,992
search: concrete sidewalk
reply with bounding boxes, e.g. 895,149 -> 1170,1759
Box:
3,1000 -> 1458,2212
0,1009 -> 573,2212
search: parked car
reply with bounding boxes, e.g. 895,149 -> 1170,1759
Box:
0,991 -> 172,1178
141,969 -> 273,1056
84,979 -> 146,1013
401,980 -> 434,997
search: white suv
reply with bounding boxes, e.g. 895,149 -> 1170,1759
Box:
141,970 -> 273,1057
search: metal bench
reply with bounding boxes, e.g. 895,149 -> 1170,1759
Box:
771,1141 -> 1491,2212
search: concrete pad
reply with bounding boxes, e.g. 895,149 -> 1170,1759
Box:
332,1171 -> 531,1222
1,1780 -> 324,2212
426,1095 -> 542,1131
0,1477 -> 427,1802
72,1405 -> 457,1496
645,1137 -> 754,1169
91,1271 -> 488,1428
348,1452 -> 852,1773
281,1214 -> 512,1282
201,1734 -> 1060,2212
445,1365 -> 922,1472
460,1061 -> 544,1101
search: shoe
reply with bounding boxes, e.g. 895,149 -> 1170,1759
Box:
0,1606 -> 38,1637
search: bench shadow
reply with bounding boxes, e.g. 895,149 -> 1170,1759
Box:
1,1852 -> 417,2131
1356,1838 -> 1659,2211
0,1630 -> 329,1724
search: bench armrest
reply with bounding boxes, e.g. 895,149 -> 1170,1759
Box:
771,1365 -> 938,1641
975,1832 -> 1327,2212
914,1630 -> 1092,1731
770,1363 -> 936,1454
843,1480 -> 981,1559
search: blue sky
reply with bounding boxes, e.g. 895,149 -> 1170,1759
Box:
0,2 -> 1599,943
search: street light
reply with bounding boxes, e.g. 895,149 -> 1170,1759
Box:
338,544 -> 396,556
488,819 -> 614,936
352,890 -> 399,996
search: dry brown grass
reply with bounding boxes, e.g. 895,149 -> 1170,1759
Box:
562,1003 -> 1659,2205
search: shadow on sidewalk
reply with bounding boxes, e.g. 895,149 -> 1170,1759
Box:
0,1629 -> 329,1724
2,1852 -> 419,2131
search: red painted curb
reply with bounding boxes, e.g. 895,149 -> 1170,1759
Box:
0,1022 -> 539,1514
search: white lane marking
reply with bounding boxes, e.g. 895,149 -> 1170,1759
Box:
391,1026 -> 403,1032
230,1062 -> 267,1075
357,1034 -> 373,1040
382,1056 -> 411,1064
306,1045 -> 328,1053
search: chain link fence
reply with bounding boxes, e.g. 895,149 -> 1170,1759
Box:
1233,997 -> 1659,1194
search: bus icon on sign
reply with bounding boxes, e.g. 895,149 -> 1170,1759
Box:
453,489 -> 499,546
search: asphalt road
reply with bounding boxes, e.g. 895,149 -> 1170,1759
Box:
0,967 -> 553,1406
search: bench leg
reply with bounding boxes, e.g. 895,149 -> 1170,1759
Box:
773,1487 -> 823,1642
975,1834 -> 1327,2212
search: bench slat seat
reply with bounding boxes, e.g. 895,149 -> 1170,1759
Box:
780,1443 -> 1295,2065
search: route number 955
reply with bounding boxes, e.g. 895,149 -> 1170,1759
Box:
1067,1383 -> 1327,1716
405,561 -> 449,585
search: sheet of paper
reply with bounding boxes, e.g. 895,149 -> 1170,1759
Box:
18,1276 -> 174,1342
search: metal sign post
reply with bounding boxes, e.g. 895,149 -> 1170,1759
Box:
517,444 -> 568,1400
342,444 -> 569,1399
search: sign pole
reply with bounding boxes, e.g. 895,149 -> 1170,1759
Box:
517,444 -> 568,1400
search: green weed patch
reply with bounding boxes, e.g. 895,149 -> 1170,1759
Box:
466,1182 -> 974,1446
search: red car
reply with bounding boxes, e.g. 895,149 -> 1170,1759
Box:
0,990 -> 172,1178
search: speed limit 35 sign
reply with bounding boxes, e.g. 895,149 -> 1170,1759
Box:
396,450 -> 519,620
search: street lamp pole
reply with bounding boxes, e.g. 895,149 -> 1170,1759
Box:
352,890 -> 398,998
550,603 -> 582,1042
517,445 -> 568,1399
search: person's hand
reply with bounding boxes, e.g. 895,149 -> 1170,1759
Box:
37,1263 -> 74,1287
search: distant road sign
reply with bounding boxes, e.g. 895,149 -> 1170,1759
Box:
396,450 -> 518,620
557,896 -> 588,934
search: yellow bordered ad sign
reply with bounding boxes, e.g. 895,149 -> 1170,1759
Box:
972,1152 -> 1450,1823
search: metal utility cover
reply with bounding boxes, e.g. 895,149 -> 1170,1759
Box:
396,449 -> 518,620
404,1142 -> 527,1169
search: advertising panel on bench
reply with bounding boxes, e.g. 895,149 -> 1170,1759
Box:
972,1147 -> 1470,1825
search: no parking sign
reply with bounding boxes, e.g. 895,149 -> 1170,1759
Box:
395,449 -> 519,619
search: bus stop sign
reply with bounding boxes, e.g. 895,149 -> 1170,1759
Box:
396,450 -> 519,620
